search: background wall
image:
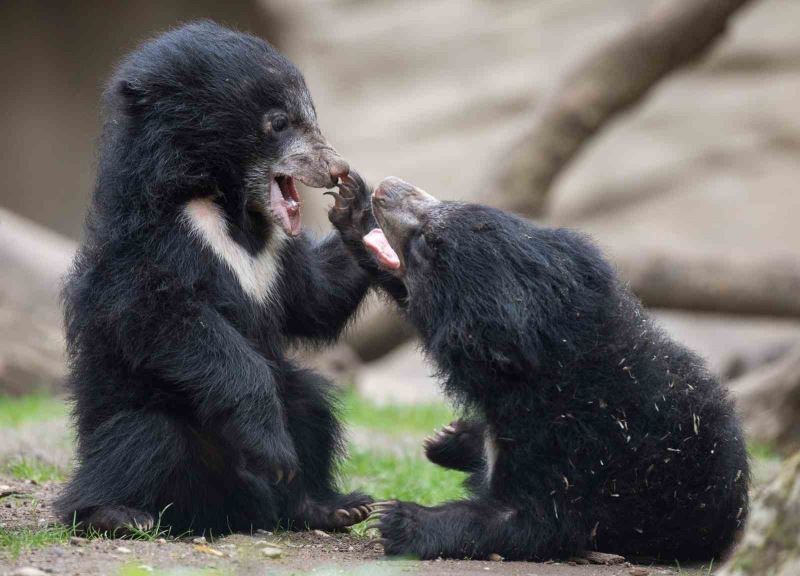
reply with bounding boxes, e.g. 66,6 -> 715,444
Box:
0,0 -> 277,239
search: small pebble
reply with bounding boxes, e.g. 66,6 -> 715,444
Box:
192,536 -> 207,544
69,536 -> 88,546
155,537 -> 167,544
488,553 -> 504,562
261,545 -> 283,559
115,546 -> 132,554
11,568 -> 48,576
313,529 -> 331,538
256,529 -> 273,535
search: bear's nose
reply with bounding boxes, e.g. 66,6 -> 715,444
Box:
373,181 -> 393,201
328,158 -> 350,185
374,176 -> 410,201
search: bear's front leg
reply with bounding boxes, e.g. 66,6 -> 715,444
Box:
370,499 -> 529,560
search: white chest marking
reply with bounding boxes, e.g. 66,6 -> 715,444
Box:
183,198 -> 287,305
484,427 -> 498,485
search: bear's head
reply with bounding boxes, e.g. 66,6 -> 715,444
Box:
364,176 -> 530,328
103,21 -> 348,236
364,176 -> 615,377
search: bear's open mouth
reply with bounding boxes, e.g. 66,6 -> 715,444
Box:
270,174 -> 302,236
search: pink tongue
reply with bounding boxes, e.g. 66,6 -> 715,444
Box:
363,228 -> 401,270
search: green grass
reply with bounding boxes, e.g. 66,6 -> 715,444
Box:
341,389 -> 456,436
748,441 -> 780,461
342,447 -> 467,506
0,505 -> 179,559
3,457 -> 66,483
0,524 -> 75,557
0,395 -> 70,482
338,391 -> 469,536
0,394 -> 68,428
341,390 -> 467,509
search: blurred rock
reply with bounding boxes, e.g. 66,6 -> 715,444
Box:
0,208 -> 74,395
293,341 -> 361,387
356,341 -> 443,406
718,451 -> 800,576
732,344 -> 800,455
652,311 -> 800,381
344,293 -> 414,362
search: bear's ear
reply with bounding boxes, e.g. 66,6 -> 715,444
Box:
117,79 -> 152,115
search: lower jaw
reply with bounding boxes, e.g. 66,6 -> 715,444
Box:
269,178 -> 302,236
284,210 -> 302,236
272,206 -> 301,236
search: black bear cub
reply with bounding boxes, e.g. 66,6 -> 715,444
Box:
330,176 -> 749,562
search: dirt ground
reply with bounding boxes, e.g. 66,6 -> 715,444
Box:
0,479 -> 709,576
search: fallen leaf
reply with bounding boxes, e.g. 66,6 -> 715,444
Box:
194,545 -> 224,557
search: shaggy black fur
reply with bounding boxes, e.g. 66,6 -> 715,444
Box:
56,21 -> 374,535
339,177 -> 750,562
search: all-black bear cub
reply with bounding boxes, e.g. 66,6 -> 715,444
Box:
330,176 -> 749,562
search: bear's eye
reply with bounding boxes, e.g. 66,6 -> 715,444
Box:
270,114 -> 289,132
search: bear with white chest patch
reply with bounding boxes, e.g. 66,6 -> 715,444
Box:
56,21 -> 377,534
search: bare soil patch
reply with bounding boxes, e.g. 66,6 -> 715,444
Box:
0,478 -> 708,576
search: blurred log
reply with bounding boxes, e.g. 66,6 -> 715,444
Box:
345,296 -> 414,362
492,0 -> 755,218
615,251 -> 800,318
0,208 -> 74,395
732,343 -> 800,456
717,451 -> 800,576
